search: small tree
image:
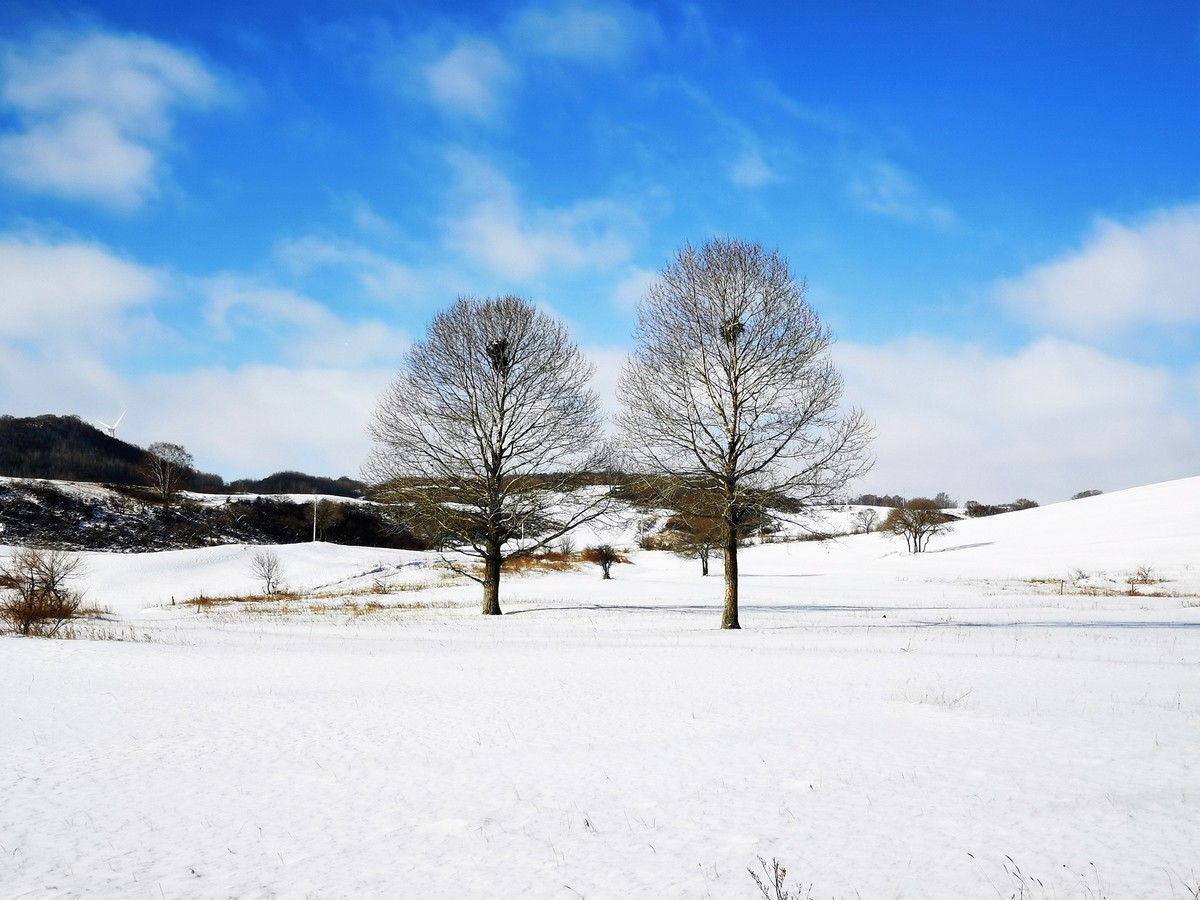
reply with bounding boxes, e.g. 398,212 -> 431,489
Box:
313,499 -> 344,541
0,546 -> 84,637
881,498 -> 954,553
664,512 -> 723,576
583,544 -> 622,579
853,508 -> 880,534
141,441 -> 194,506
250,548 -> 285,595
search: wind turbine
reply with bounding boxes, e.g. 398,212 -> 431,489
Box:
95,409 -> 126,438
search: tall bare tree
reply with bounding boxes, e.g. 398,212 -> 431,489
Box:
140,441 -> 194,506
364,295 -> 609,616
617,238 -> 873,629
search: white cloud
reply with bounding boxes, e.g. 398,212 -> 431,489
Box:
612,265 -> 657,313
274,236 -> 417,302
443,151 -> 636,280
424,38 -> 515,118
838,335 -> 1199,503
0,29 -> 225,209
0,232 -> 409,480
137,364 -> 392,478
730,150 -> 774,189
997,203 -> 1200,340
511,1 -> 657,63
0,233 -> 163,341
848,161 -> 954,228
582,344 -> 626,421
0,342 -> 391,478
199,274 -> 408,366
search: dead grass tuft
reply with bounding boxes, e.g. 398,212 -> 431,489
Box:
184,592 -> 301,609
501,551 -> 582,575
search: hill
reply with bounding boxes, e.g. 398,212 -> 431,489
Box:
0,414 -> 146,484
0,478 -> 418,552
0,414 -> 365,496
3,477 -> 1196,900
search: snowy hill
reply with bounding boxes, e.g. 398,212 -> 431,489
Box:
2,476 -> 1198,899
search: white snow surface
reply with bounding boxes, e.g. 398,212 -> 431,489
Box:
3,478 -> 1199,898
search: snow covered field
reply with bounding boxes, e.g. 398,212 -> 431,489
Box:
3,479 -> 1199,898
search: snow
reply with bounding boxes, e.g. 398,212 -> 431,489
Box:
3,478 -> 1199,898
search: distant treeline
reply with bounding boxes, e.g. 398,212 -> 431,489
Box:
853,491 -> 1041,518
221,472 -> 364,498
0,415 -> 364,497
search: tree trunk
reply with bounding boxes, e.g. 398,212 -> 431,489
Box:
721,526 -> 740,629
700,550 -> 709,577
481,544 -> 503,615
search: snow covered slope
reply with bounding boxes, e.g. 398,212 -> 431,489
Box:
2,477 -> 1198,899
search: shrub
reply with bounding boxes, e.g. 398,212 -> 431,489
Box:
0,546 -> 84,637
582,544 -> 626,579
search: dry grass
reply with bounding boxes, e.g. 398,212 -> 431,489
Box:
308,597 -> 457,615
1022,569 -> 1199,600
184,592 -> 301,609
182,587 -> 459,618
501,551 -> 583,575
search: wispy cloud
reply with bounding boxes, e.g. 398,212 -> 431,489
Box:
442,150 -> 637,280
848,161 -> 955,227
511,1 -> 659,63
380,2 -> 657,121
198,273 -> 407,365
730,148 -> 774,188
274,236 -> 417,302
611,265 -> 657,313
423,37 -> 515,119
997,203 -> 1200,340
0,29 -> 227,209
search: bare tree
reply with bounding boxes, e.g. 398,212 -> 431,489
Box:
0,546 -> 84,637
617,238 -> 873,629
250,548 -> 285,595
881,498 -> 954,553
853,507 -> 880,534
140,441 -> 194,506
364,295 -> 610,616
313,499 -> 344,541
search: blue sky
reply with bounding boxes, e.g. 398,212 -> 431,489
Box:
2,1 -> 1198,502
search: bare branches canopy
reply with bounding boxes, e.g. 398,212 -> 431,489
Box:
364,295 -> 609,616
0,546 -> 84,637
140,441 -> 194,506
617,237 -> 873,629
